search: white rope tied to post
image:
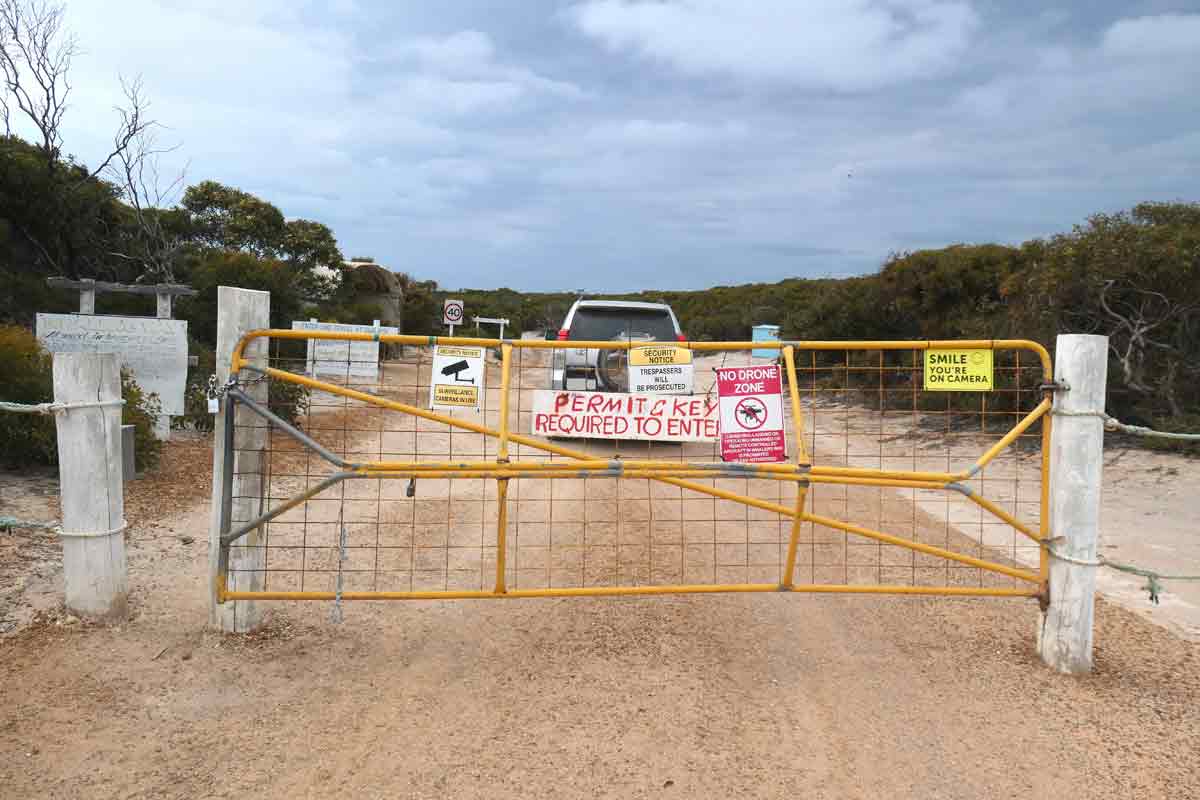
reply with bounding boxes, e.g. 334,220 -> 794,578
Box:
1050,409 -> 1200,441
0,398 -> 125,415
0,516 -> 127,538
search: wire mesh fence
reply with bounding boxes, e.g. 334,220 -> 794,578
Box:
223,335 -> 1048,599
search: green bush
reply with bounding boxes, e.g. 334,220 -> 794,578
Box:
120,369 -> 163,472
0,324 -> 56,466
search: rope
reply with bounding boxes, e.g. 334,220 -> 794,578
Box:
1051,409 -> 1200,441
0,516 -> 127,538
0,399 -> 125,415
1043,542 -> 1200,604
59,519 -> 129,539
0,516 -> 59,532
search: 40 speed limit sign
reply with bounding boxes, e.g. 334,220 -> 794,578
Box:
715,364 -> 787,462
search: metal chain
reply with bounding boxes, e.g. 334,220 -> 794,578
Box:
206,373 -> 270,403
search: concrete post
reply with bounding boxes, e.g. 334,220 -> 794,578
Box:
1038,334 -> 1108,674
52,353 -> 127,619
208,286 -> 270,633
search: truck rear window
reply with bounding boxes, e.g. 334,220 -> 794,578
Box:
569,308 -> 676,341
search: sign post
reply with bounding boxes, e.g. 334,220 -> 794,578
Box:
473,316 -> 510,340
716,365 -> 786,462
443,298 -> 465,336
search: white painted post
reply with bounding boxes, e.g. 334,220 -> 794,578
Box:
1038,334 -> 1108,674
79,280 -> 95,315
156,292 -> 172,319
208,286 -> 270,633
52,353 -> 127,619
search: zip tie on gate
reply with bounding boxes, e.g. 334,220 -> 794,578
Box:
1042,539 -> 1200,604
0,399 -> 125,415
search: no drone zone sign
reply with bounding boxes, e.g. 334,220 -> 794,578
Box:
715,364 -> 787,463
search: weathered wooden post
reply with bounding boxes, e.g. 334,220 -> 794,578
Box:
207,286 -> 270,633
1038,334 -> 1108,674
53,352 -> 127,619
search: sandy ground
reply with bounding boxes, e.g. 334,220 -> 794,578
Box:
2,348 -> 1199,798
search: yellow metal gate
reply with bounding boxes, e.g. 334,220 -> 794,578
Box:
213,333 -> 1052,604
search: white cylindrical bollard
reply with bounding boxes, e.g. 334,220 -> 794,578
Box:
207,286 -> 270,633
53,352 -> 127,619
1038,334 -> 1108,674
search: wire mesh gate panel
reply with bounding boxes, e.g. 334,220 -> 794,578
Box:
214,333 -> 1052,603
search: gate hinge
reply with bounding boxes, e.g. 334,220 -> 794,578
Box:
1038,380 -> 1069,393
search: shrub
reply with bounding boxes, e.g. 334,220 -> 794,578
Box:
0,324 -> 56,466
121,369 -> 163,472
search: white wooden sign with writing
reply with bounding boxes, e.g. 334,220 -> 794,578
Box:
36,313 -> 188,414
292,320 -> 398,381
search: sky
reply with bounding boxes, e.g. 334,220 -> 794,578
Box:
49,0 -> 1200,291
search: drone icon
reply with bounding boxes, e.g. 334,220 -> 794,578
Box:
734,397 -> 767,430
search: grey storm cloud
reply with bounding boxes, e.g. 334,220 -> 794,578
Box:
48,0 -> 1200,291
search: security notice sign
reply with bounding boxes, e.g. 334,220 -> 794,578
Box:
531,390 -> 718,441
627,344 -> 694,395
923,348 -> 993,391
442,298 -> 465,326
716,365 -> 786,463
430,345 -> 485,409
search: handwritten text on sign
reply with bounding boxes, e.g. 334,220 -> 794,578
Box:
715,365 -> 787,462
531,390 -> 718,441
923,349 -> 993,391
36,313 -> 188,415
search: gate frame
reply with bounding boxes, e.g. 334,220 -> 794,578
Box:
211,331 -> 1053,606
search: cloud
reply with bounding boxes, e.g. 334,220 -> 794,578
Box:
1102,14 -> 1200,59
570,0 -> 978,91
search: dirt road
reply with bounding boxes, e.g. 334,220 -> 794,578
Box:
3,480 -> 1199,798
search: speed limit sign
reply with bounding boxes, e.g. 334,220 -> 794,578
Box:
442,298 -> 464,326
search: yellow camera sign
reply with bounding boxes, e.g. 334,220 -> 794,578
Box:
924,349 -> 993,391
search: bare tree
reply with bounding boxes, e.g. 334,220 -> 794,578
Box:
1099,279 -> 1200,418
0,0 -> 167,279
102,78 -> 186,282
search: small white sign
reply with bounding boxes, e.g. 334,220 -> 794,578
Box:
531,390 -> 718,441
430,345 -> 485,410
36,313 -> 188,414
292,320 -> 398,381
442,298 -> 465,326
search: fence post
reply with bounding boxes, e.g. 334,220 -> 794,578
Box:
1038,334 -> 1108,674
207,286 -> 270,633
53,352 -> 127,619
